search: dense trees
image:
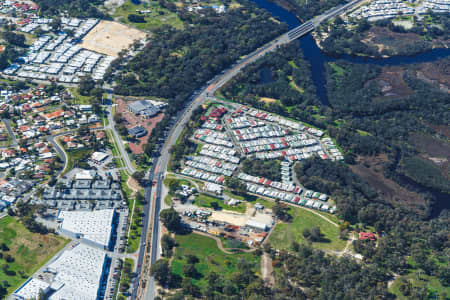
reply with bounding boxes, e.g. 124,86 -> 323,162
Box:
277,0 -> 349,21
295,157 -> 378,223
159,208 -> 182,233
399,156 -> 450,194
0,28 -> 27,69
242,158 -> 281,181
225,177 -> 247,195
161,234 -> 176,257
2,31 -> 25,47
272,201 -> 292,222
221,43 -> 318,114
272,244 -> 393,299
115,2 -> 287,110
78,76 -> 96,96
150,259 -> 171,285
34,0 -> 107,18
167,106 -> 205,170
319,14 -> 450,57
128,14 -> 146,23
325,60 -> 450,206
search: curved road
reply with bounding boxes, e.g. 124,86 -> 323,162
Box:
132,1 -> 365,298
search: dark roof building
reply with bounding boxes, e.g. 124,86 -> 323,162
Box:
128,126 -> 147,138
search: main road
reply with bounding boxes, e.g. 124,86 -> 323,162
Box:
133,0 -> 365,298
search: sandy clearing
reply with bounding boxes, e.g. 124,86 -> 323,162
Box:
210,211 -> 248,227
80,20 -> 146,57
259,97 -> 277,104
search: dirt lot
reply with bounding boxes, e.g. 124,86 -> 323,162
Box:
116,98 -> 164,154
210,211 -> 248,227
351,155 -> 427,214
79,20 -> 146,57
259,97 -> 277,104
370,66 -> 413,99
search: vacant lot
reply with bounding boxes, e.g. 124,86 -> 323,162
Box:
269,207 -> 346,252
116,98 -> 165,154
171,233 -> 259,290
0,216 -> 68,295
80,20 -> 146,57
194,193 -> 247,214
63,148 -> 94,175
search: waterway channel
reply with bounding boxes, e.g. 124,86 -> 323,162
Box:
250,0 -> 450,216
251,0 -> 450,105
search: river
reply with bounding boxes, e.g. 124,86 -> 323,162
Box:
251,0 -> 450,105
250,0 -> 450,217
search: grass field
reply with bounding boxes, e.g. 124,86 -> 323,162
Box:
113,0 -> 183,31
390,269 -> 450,299
0,216 -> 69,295
268,207 -> 346,252
68,87 -> 92,105
65,148 -> 93,173
222,190 -> 275,209
123,182 -> 144,253
193,193 -> 246,213
171,233 -> 260,290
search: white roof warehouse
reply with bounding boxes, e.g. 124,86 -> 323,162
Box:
58,209 -> 115,249
13,244 -> 107,300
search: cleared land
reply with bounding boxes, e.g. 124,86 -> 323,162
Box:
268,207 -> 346,251
259,97 -> 277,104
194,193 -> 247,214
116,98 -> 165,154
0,216 -> 68,295
171,233 -> 260,290
79,20 -> 146,57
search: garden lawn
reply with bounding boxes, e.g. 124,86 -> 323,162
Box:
171,233 -> 260,290
113,0 -> 183,31
194,193 -> 246,213
268,207 -> 346,252
0,216 -> 69,295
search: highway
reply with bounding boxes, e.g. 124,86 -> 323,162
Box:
128,1 -> 366,298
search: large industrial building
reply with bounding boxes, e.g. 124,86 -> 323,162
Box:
57,209 -> 116,249
13,244 -> 108,300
